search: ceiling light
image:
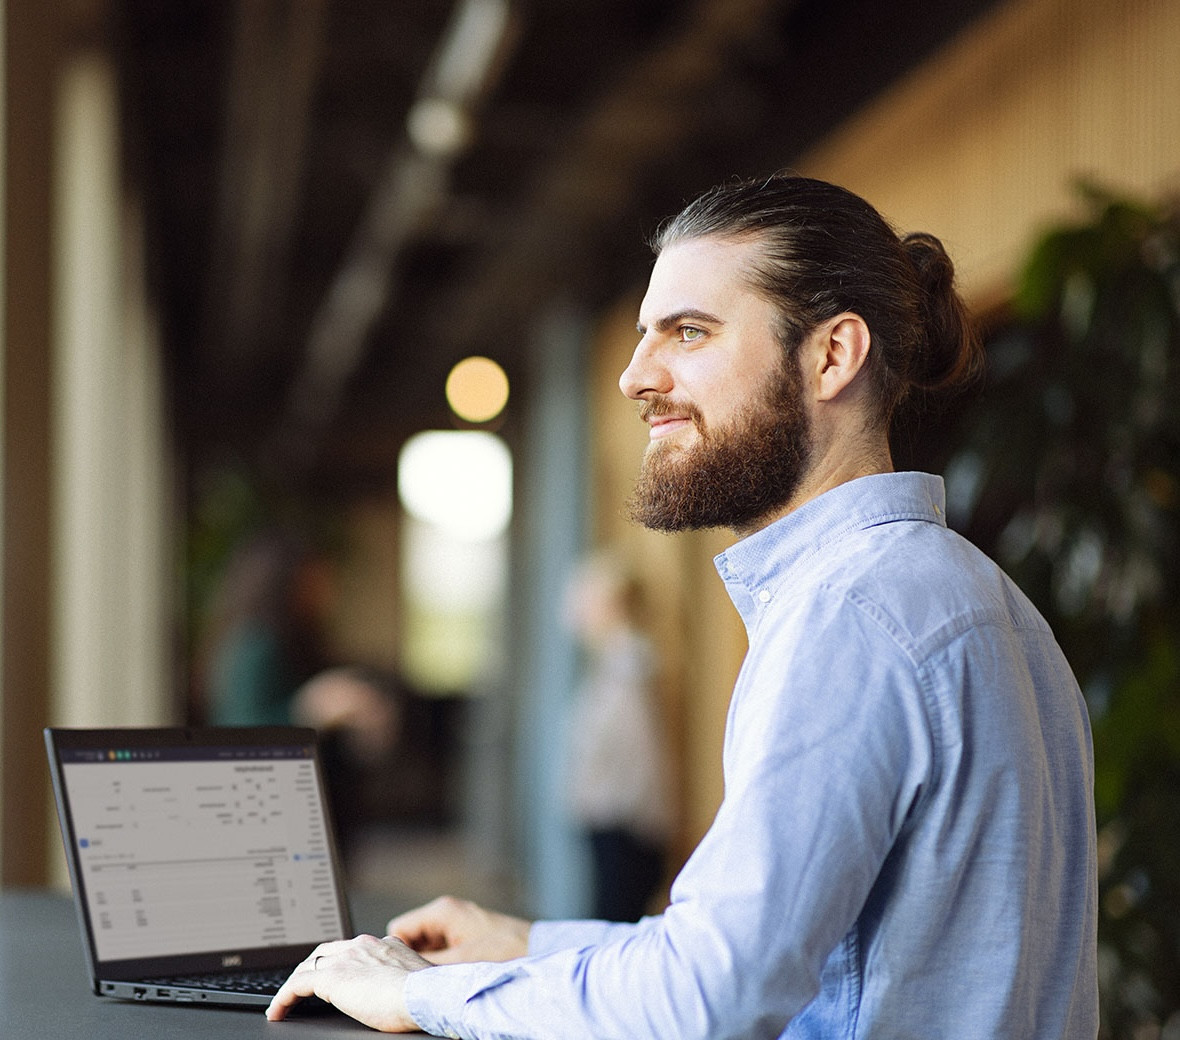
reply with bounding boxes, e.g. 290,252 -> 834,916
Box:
446,355 -> 510,424
430,0 -> 511,103
407,97 -> 472,159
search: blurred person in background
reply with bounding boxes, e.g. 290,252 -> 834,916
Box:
200,531 -> 332,728
198,530 -> 400,862
562,551 -> 672,922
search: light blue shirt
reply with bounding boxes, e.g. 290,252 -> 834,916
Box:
406,473 -> 1099,1039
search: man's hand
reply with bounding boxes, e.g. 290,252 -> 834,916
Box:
387,896 -> 531,965
266,933 -> 431,1031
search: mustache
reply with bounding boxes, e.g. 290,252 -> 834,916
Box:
638,395 -> 705,428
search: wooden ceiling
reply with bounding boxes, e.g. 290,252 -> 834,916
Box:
114,0 -> 1001,496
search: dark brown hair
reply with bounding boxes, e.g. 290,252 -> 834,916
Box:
651,174 -> 982,426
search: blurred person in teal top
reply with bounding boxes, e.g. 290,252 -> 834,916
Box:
202,532 -> 332,727
200,531 -> 401,864
268,175 -> 1099,1038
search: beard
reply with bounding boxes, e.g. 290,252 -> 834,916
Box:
626,356 -> 812,533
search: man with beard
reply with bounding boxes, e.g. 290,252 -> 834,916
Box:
268,176 -> 1099,1038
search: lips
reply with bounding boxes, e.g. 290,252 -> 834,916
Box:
647,414 -> 692,439
639,397 -> 698,439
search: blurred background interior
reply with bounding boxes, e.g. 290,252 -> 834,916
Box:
1,0 -> 1177,1035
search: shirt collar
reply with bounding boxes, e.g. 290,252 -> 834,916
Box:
713,472 -> 948,623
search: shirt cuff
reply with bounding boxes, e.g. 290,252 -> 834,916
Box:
404,961 -> 526,1039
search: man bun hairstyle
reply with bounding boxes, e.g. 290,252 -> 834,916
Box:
900,231 -> 981,393
652,174 -> 982,426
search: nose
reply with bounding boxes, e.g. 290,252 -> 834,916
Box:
619,336 -> 672,401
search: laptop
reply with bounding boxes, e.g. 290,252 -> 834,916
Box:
45,725 -> 353,1008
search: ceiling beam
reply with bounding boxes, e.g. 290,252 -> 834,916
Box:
199,0 -> 327,379
267,0 -> 518,473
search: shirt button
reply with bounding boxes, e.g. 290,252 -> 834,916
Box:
758,589 -> 771,604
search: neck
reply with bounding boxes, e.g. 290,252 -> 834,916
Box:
734,437 -> 894,539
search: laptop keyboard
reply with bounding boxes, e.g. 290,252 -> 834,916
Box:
145,968 -> 290,994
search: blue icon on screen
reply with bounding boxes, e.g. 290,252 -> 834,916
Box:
79,839 -> 89,848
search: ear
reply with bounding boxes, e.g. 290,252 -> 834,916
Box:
812,313 -> 871,403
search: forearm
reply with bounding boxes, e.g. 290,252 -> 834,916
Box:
403,859 -> 832,1040
406,927 -> 723,1040
527,917 -> 645,956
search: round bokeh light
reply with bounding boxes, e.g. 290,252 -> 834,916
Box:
445,355 -> 509,424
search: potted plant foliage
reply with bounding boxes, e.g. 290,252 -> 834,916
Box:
920,184 -> 1180,1038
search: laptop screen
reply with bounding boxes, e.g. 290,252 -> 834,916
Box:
52,733 -> 348,964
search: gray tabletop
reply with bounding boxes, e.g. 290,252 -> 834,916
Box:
0,888 -> 441,1038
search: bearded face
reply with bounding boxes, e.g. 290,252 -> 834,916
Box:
626,352 -> 812,533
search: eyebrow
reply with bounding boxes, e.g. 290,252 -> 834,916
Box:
635,308 -> 726,335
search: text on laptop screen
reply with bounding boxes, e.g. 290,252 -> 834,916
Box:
58,743 -> 346,962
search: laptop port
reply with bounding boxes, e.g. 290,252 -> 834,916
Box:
133,987 -> 147,999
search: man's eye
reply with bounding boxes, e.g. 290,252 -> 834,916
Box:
679,325 -> 704,342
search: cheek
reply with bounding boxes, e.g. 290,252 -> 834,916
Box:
698,377 -> 761,431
